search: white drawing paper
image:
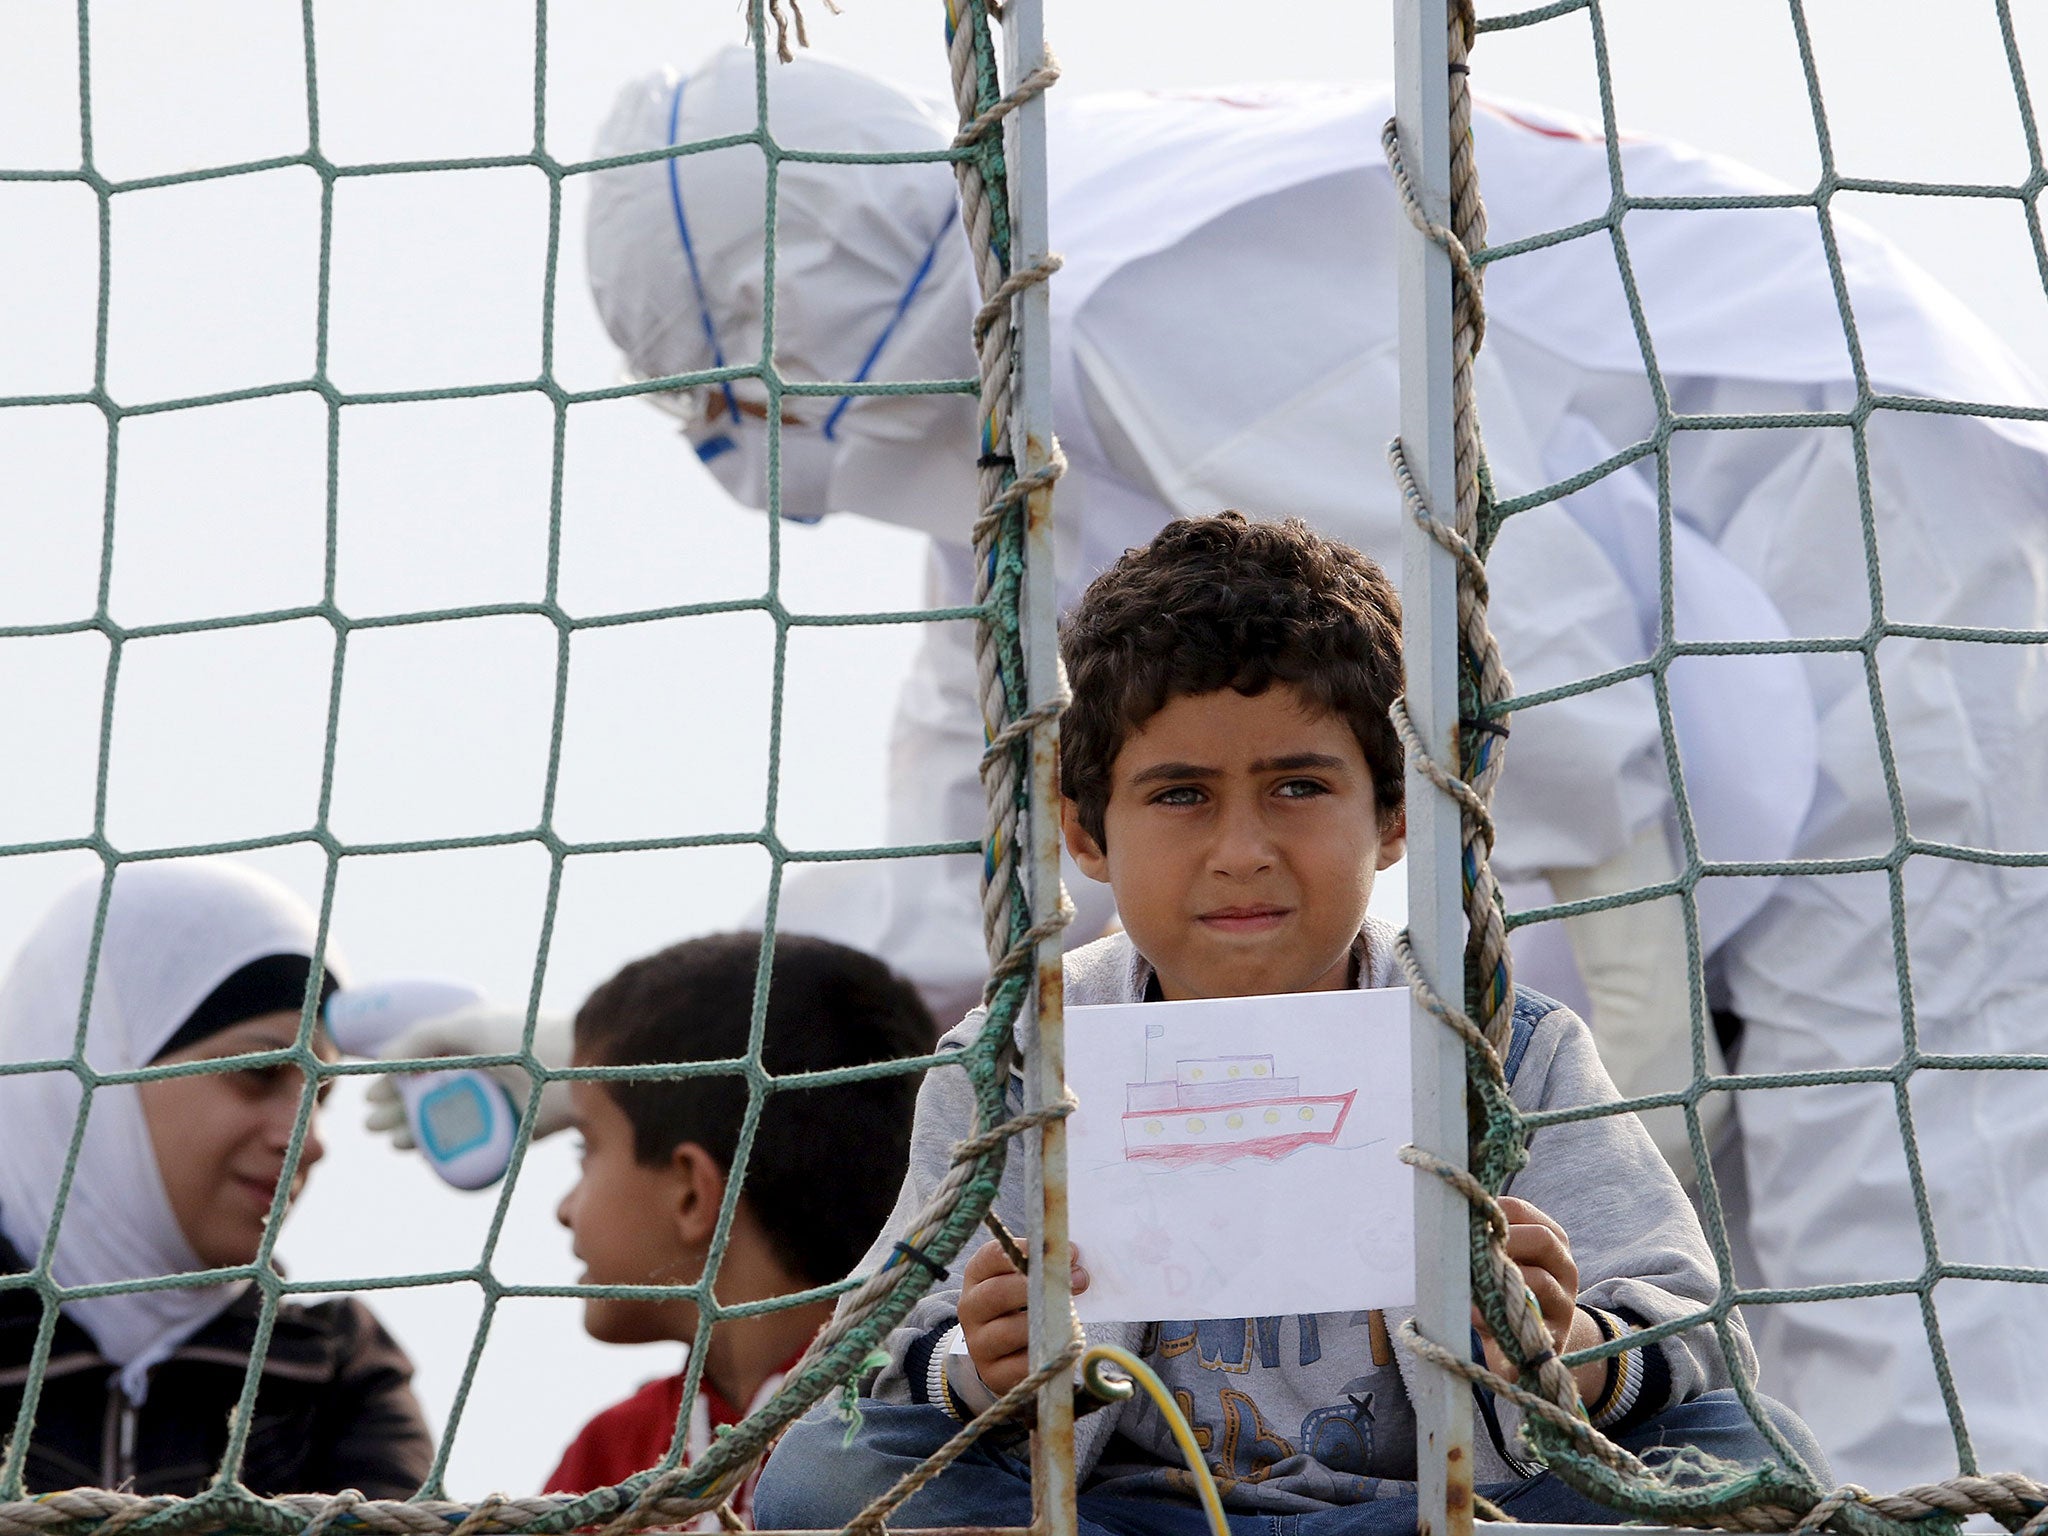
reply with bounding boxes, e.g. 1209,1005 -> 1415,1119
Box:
1066,987 -> 1414,1324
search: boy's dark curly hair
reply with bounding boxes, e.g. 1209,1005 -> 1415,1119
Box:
1059,511 -> 1404,848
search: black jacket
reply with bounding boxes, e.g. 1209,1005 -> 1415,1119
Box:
0,1237 -> 433,1498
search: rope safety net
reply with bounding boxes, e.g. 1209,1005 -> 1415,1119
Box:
0,1 -> 1071,1532
1395,1 -> 2048,1530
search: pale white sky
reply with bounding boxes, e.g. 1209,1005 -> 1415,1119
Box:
1,0 -> 2042,1499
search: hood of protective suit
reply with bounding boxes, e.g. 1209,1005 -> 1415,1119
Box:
0,860 -> 340,1403
586,46 -> 981,535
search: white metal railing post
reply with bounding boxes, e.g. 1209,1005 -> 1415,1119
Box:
1394,2 -> 1477,1533
1004,2 -> 1078,1533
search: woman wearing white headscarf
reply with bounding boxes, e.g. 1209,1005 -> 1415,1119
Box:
0,859 -> 431,1497
572,49 -> 2048,1490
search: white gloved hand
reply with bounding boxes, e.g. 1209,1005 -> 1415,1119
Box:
363,1006 -> 576,1148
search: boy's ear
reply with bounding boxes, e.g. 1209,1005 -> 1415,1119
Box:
668,1142 -> 730,1247
1062,796 -> 1111,882
1375,806 -> 1408,872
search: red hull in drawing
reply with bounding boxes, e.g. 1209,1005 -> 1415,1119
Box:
1122,1052 -> 1356,1166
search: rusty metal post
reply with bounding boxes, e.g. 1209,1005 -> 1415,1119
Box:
1003,1 -> 1077,1533
1394,1 -> 1476,1533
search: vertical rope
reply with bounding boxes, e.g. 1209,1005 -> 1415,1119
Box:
1442,5 -> 1516,1063
1387,0 -> 1586,1448
945,3 -> 1068,1009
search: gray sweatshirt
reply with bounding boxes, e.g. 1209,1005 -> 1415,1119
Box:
845,921 -> 1751,1504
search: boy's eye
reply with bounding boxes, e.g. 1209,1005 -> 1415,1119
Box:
1149,785 -> 1206,807
1274,778 -> 1331,799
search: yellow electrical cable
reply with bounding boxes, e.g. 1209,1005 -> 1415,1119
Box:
1079,1343 -> 1230,1536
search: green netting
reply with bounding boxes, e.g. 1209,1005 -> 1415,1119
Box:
0,2 -> 1060,1532
1404,0 -> 2048,1529
17,0 -> 2048,1531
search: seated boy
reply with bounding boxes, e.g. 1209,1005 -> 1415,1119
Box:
545,930 -> 933,1518
756,513 -> 1827,1531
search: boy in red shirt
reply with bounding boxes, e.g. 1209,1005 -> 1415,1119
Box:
545,931 -> 932,1515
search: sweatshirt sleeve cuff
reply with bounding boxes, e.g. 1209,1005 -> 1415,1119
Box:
1596,1305 -> 1673,1436
904,1323 -> 1001,1422
904,1322 -> 951,1408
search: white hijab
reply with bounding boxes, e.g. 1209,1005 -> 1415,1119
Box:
0,860 -> 338,1402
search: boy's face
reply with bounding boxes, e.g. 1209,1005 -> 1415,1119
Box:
556,1078 -> 702,1345
1063,683 -> 1405,1001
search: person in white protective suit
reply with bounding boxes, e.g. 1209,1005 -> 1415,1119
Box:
579,49 -> 1820,1185
377,49 -> 2048,1488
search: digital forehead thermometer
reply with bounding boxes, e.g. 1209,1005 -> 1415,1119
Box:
324,980 -> 521,1191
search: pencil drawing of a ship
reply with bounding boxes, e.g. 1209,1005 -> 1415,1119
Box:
1123,1026 -> 1356,1167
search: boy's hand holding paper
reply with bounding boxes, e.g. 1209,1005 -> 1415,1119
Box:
958,1240 -> 1092,1396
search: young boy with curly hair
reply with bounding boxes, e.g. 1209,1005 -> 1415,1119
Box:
756,513 -> 1824,1530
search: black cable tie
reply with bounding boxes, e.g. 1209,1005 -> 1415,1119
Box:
1519,1346 -> 1558,1375
891,1240 -> 950,1281
1448,61 -> 1471,76
1461,715 -> 1510,740
978,452 -> 1015,470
